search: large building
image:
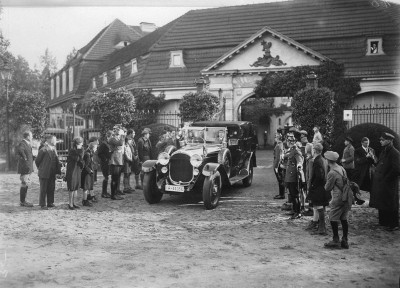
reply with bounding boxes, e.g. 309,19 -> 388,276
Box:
48,0 -> 400,143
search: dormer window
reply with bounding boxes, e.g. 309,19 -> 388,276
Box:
115,41 -> 131,49
366,38 -> 384,55
115,66 -> 121,81
169,50 -> 185,68
102,72 -> 108,86
62,71 -> 66,95
131,59 -> 138,74
68,67 -> 74,92
92,77 -> 96,89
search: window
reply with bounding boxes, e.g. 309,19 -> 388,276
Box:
115,66 -> 121,81
56,75 -> 60,98
92,77 -> 96,89
50,78 -> 54,99
62,71 -> 66,95
366,38 -> 384,55
68,67 -> 74,92
131,59 -> 138,74
169,50 -> 185,68
102,72 -> 108,86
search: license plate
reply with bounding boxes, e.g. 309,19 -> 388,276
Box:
165,185 -> 185,192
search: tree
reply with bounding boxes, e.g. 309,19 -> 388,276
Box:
88,88 -> 136,136
179,91 -> 220,122
9,91 -> 48,138
9,55 -> 41,92
292,87 -> 335,145
65,47 -> 77,65
39,48 -> 58,97
254,62 -> 360,144
132,88 -> 166,111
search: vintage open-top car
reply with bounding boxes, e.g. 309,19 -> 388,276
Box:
141,121 -> 258,209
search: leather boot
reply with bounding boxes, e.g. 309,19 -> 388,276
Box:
20,187 -> 27,203
134,174 -> 141,189
101,180 -> 111,198
316,208 -> 327,235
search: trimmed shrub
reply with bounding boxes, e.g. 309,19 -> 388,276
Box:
331,123 -> 399,158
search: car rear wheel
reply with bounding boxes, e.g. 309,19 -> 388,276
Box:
242,162 -> 253,187
143,171 -> 163,204
202,172 -> 221,210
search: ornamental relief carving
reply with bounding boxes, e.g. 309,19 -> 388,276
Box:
250,40 -> 286,67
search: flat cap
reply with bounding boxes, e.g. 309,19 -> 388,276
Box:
299,130 -> 308,136
324,151 -> 339,161
345,136 -> 353,143
380,132 -> 395,140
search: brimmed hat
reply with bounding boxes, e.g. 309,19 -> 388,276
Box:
324,151 -> 339,161
345,136 -> 353,143
313,143 -> 323,152
88,136 -> 98,144
73,137 -> 83,145
380,132 -> 395,141
299,130 -> 308,136
141,128 -> 151,135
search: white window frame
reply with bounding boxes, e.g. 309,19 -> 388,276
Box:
169,50 -> 185,68
115,66 -> 121,81
62,71 -> 66,95
68,67 -> 74,92
92,77 -> 96,89
102,72 -> 108,86
56,75 -> 60,98
366,38 -> 384,56
131,59 -> 138,74
50,78 -> 54,99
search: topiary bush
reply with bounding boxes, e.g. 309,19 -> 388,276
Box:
331,123 -> 399,158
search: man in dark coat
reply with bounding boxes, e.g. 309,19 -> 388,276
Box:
354,137 -> 377,193
16,131 -> 34,207
370,133 -> 400,231
283,133 -> 303,219
137,128 -> 152,189
97,130 -> 113,198
273,133 -> 285,200
35,134 -> 62,209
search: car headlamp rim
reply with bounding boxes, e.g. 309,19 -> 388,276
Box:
190,154 -> 203,167
157,152 -> 170,165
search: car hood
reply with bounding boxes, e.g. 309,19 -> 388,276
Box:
173,144 -> 221,157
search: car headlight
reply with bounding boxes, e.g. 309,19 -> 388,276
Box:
190,154 -> 203,168
157,152 -> 170,165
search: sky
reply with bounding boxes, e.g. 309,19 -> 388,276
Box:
1,0 -> 399,70
0,0 -> 277,70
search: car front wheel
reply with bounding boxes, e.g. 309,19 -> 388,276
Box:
202,171 -> 221,210
143,171 -> 163,204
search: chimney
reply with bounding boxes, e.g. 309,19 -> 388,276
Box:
140,22 -> 157,33
194,77 -> 209,93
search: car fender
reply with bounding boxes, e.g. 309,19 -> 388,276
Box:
142,160 -> 158,173
202,163 -> 221,177
243,151 -> 255,169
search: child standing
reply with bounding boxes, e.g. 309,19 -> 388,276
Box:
81,137 -> 98,206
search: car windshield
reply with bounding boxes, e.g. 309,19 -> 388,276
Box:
183,127 -> 227,145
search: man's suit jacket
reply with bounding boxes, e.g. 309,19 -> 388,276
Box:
35,144 -> 61,179
16,140 -> 33,175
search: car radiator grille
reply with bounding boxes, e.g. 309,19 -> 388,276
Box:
169,153 -> 193,183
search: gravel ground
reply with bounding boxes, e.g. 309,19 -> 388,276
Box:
0,149 -> 399,288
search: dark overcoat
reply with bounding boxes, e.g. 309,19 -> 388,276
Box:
65,148 -> 84,191
308,155 -> 330,206
370,143 -> 400,211
35,144 -> 61,179
283,146 -> 303,183
16,140 -> 33,175
353,146 -> 376,192
81,148 -> 95,190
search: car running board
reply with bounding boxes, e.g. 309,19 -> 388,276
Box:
229,169 -> 249,185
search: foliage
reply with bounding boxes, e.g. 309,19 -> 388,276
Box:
88,88 -> 136,136
332,123 -> 399,158
132,89 -> 166,111
39,48 -> 58,96
65,47 -> 77,65
292,87 -> 335,146
254,61 -> 361,145
179,91 -> 220,122
241,97 -> 287,125
8,90 -> 48,138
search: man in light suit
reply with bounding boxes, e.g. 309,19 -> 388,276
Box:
16,131 -> 34,207
35,134 -> 62,209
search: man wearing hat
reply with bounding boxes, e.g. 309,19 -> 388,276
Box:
283,132 -> 304,219
324,150 -> 351,249
273,133 -> 285,199
370,132 -> 400,232
16,130 -> 34,207
341,136 -> 355,181
137,128 -> 153,189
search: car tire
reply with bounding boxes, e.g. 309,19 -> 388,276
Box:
143,170 -> 163,204
202,171 -> 221,210
218,149 -> 231,178
242,162 -> 253,187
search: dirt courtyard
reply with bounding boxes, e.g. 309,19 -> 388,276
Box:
0,150 -> 399,288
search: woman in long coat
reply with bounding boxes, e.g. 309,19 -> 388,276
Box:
65,137 -> 84,210
370,133 -> 400,231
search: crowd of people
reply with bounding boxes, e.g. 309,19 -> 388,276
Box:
273,126 -> 399,249
15,124 -> 400,248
